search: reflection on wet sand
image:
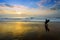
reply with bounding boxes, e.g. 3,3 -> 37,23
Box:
0,22 -> 60,40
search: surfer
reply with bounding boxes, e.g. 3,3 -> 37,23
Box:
45,19 -> 50,32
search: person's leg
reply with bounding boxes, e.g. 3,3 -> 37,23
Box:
45,24 -> 50,32
46,24 -> 50,32
45,24 -> 48,32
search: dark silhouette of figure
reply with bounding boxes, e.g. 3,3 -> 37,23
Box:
45,19 -> 50,32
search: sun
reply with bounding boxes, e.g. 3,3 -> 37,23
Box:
17,11 -> 22,14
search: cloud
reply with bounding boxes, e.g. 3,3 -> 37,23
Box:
50,0 -> 60,10
36,0 -> 60,10
36,0 -> 53,9
0,3 -> 12,7
0,3 -> 58,18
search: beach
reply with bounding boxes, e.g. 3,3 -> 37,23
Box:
0,21 -> 60,40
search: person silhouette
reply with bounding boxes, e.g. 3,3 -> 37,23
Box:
45,19 -> 50,32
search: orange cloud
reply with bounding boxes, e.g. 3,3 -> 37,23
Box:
0,4 -> 56,17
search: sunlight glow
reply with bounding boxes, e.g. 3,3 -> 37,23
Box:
16,11 -> 22,14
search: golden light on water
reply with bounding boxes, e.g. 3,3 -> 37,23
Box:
0,22 -> 60,40
0,22 -> 42,36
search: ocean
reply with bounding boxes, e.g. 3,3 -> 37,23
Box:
0,20 -> 60,40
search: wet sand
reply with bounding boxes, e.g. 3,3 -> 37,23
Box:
0,22 -> 60,40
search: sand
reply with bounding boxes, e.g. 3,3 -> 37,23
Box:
0,21 -> 60,40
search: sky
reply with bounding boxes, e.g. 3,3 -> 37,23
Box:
0,0 -> 60,18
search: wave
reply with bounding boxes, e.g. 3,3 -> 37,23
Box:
0,18 -> 60,22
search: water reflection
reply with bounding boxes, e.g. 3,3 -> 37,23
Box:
0,22 -> 60,40
0,22 -> 43,34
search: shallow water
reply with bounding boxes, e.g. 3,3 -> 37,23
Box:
0,22 -> 60,40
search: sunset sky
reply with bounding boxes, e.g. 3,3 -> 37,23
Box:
0,0 -> 60,18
